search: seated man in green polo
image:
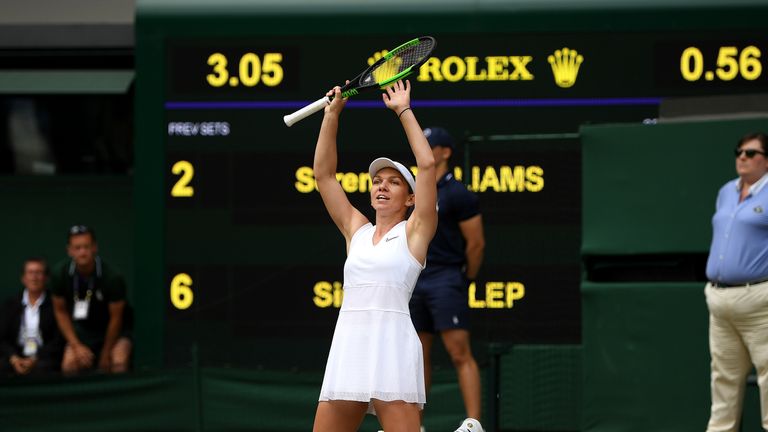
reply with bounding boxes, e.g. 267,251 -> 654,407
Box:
51,225 -> 131,374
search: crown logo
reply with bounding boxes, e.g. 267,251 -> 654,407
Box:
548,48 -> 583,88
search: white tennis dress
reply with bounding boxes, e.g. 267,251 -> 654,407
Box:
319,220 -> 426,415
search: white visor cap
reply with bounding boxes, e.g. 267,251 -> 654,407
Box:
368,157 -> 416,193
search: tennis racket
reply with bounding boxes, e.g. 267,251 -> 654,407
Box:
283,36 -> 436,127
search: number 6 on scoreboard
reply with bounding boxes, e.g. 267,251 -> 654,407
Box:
170,273 -> 194,310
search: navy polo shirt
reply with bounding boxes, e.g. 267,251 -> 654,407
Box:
427,172 -> 481,267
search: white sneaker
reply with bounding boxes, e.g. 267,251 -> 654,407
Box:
454,418 -> 484,432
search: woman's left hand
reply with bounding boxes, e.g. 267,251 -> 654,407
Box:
382,79 -> 411,114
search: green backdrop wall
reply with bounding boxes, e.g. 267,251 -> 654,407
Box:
581,118 -> 768,432
0,176 -> 134,304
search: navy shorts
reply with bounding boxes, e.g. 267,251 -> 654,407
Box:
410,265 -> 470,333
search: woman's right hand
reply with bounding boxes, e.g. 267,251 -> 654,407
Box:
324,84 -> 348,116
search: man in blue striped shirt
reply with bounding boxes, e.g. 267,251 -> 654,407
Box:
705,132 -> 768,432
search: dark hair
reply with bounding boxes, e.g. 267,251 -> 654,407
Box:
736,132 -> 768,153
22,257 -> 47,275
68,225 -> 96,243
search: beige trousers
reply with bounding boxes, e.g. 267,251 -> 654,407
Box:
705,281 -> 768,432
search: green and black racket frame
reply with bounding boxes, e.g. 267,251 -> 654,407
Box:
283,36 -> 436,127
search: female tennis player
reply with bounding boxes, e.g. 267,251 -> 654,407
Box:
311,79 -> 437,432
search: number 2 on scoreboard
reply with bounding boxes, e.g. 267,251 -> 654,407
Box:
171,160 -> 194,197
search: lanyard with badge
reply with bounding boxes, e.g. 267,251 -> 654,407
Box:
69,257 -> 102,321
72,274 -> 93,320
18,298 -> 44,357
20,322 -> 43,357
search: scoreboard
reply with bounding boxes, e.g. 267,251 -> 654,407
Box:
135,2 -> 768,369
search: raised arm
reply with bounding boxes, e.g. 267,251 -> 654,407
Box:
313,86 -> 369,247
382,80 -> 437,263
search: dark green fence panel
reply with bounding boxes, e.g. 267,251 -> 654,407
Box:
0,366 -> 472,432
0,369 -> 196,432
581,282 -> 710,432
581,118 -> 768,256
499,345 -> 581,431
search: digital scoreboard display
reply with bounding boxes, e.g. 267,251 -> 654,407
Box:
140,27 -> 768,369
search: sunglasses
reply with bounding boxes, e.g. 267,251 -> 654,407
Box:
69,225 -> 91,235
734,148 -> 766,158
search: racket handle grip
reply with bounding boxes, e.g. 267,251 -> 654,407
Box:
283,96 -> 331,127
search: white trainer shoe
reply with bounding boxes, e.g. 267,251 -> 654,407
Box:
454,418 -> 484,432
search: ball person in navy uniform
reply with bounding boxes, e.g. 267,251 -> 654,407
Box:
409,127 -> 485,432
705,132 -> 768,432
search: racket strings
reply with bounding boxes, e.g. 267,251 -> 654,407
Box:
368,39 -> 435,84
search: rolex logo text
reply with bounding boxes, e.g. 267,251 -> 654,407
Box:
417,55 -> 534,82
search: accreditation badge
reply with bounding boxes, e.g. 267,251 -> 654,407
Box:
23,337 -> 38,357
73,298 -> 90,320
